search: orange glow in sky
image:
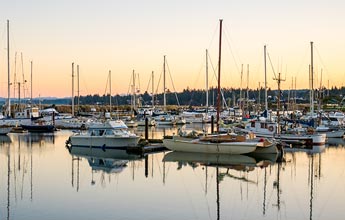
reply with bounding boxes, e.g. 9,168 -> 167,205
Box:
0,0 -> 344,98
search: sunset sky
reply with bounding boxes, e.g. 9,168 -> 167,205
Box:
0,0 -> 345,98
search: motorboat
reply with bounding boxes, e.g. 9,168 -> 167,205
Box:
68,120 -> 140,149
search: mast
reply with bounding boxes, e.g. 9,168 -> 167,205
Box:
163,55 -> 166,111
71,62 -> 74,117
240,64 -> 243,109
30,61 -> 33,104
151,71 -> 154,107
273,72 -> 285,134
21,52 -> 25,100
216,19 -> 223,132
77,65 -> 80,113
132,70 -> 136,112
310,41 -> 314,114
14,52 -> 17,100
7,20 -> 11,116
264,45 -> 268,112
206,49 -> 209,110
246,64 -> 249,115
109,70 -> 112,113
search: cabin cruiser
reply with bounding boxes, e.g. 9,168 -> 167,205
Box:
68,120 -> 141,149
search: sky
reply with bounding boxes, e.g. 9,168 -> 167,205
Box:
0,0 -> 345,98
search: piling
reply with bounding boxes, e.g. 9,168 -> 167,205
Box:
145,155 -> 148,177
145,117 -> 148,140
211,115 -> 214,133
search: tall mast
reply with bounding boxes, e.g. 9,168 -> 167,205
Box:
273,72 -> 285,134
132,70 -> 136,111
14,52 -> 17,100
163,55 -> 166,111
151,71 -> 154,107
206,49 -> 209,110
77,65 -> 80,114
310,41 -> 314,114
216,19 -> 223,132
246,64 -> 249,115
109,70 -> 111,113
21,52 -> 25,99
240,64 -> 243,107
30,61 -> 33,104
264,45 -> 268,112
7,20 -> 11,117
71,62 -> 74,117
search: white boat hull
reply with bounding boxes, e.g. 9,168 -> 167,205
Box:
163,138 -> 257,154
70,136 -> 140,149
317,130 -> 344,138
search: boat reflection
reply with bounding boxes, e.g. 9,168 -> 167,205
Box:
284,144 -> 326,154
69,146 -> 142,174
68,145 -> 144,189
0,135 -> 12,144
15,132 -> 56,145
163,151 -> 277,220
326,138 -> 345,148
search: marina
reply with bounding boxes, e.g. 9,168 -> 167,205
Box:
0,124 -> 345,219
1,1 -> 345,219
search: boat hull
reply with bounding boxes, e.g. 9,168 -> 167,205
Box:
21,124 -> 55,133
70,136 -> 140,149
0,127 -> 12,135
163,138 -> 257,154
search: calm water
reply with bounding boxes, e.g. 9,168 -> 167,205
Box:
1,124 -> 345,220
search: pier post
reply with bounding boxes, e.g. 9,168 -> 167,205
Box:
145,155 -> 148,178
52,111 -> 55,126
211,115 -> 214,134
145,117 -> 148,140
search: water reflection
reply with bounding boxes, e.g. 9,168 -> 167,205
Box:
0,135 -> 12,143
68,146 -> 145,189
11,132 -> 56,146
163,151 -> 277,220
0,129 -> 344,220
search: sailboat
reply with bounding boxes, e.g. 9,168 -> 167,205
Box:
0,20 -> 41,130
163,20 -> 271,155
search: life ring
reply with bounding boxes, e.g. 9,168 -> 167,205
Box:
268,126 -> 274,132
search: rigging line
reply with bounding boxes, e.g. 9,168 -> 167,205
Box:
155,68 -> 163,97
104,74 -> 109,95
206,51 -> 217,87
223,25 -> 242,76
267,51 -> 277,79
127,72 -> 133,95
208,51 -> 228,108
314,45 -> 331,79
184,60 -> 204,106
137,72 -> 141,92
145,73 -> 152,93
165,60 -> 180,106
207,21 -> 221,54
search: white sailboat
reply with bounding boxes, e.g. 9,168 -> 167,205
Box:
163,19 -> 268,155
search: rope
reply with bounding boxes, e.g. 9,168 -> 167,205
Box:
165,59 -> 180,106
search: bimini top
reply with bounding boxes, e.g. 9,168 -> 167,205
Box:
89,120 -> 128,130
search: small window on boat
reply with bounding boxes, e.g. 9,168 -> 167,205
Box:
261,123 -> 266,129
105,130 -> 113,135
99,130 -> 105,136
251,121 -> 255,127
